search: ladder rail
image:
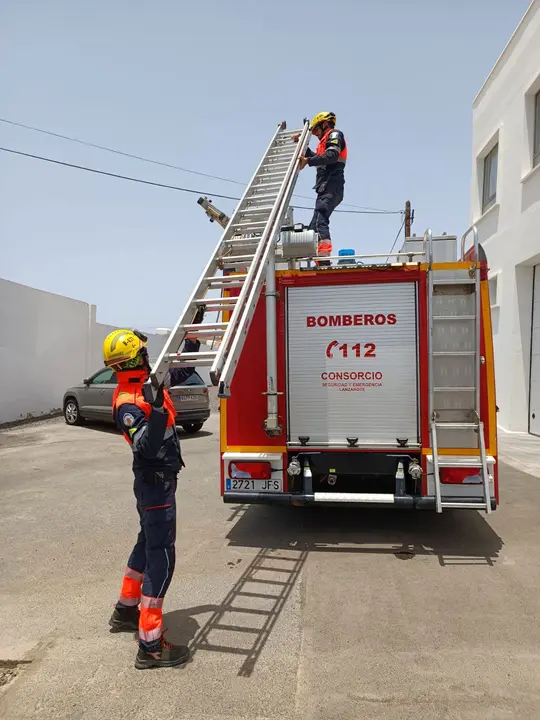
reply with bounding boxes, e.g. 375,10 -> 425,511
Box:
472,228 -> 482,420
425,228 -> 435,423
210,121 -> 311,391
431,422 -> 443,513
146,121 -> 293,394
478,421 -> 492,514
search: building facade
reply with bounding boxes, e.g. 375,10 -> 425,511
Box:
470,0 -> 540,434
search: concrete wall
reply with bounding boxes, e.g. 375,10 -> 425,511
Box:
0,279 -> 168,424
470,0 -> 540,432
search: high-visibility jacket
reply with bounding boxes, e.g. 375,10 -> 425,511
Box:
113,370 -> 182,472
306,127 -> 347,192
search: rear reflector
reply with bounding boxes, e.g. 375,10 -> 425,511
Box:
229,462 -> 272,480
440,467 -> 482,484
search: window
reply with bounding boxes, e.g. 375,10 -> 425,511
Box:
181,371 -> 205,386
91,368 -> 117,384
482,144 -> 498,212
534,90 -> 540,168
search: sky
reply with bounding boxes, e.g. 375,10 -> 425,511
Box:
0,0 -> 531,329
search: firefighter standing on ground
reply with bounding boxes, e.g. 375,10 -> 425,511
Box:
103,311 -> 203,669
293,111 -> 347,259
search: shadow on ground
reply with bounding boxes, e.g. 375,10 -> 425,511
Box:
130,468 -> 516,683
164,504 -> 503,678
226,503 -> 503,566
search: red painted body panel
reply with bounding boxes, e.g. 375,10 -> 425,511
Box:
221,264 -> 498,502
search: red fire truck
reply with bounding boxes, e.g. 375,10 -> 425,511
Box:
150,121 -> 497,513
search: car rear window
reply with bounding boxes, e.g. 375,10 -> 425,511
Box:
181,371 -> 205,386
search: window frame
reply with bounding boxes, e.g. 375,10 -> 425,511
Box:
482,143 -> 498,213
534,90 -> 540,169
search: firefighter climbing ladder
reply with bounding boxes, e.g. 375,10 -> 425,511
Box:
145,120 -> 311,400
426,227 -> 492,513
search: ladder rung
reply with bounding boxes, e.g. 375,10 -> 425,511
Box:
433,315 -> 476,320
237,207 -> 273,216
183,322 -> 228,332
224,238 -> 261,246
260,162 -> 290,169
433,422 -> 478,429
441,502 -> 488,509
230,221 -> 268,229
433,279 -> 476,285
185,329 -> 227,338
250,180 -> 285,188
168,351 -> 217,360
433,351 -> 476,356
206,275 -> 247,288
238,206 -> 276,214
195,297 -> 237,306
256,171 -> 287,180
439,461 -> 482,468
433,387 -> 476,392
219,255 -> 255,266
168,358 -> 215,367
245,193 -> 281,203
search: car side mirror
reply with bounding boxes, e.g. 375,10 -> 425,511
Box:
83,378 -> 91,386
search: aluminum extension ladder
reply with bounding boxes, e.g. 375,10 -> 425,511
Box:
145,120 -> 311,400
426,227 -> 492,513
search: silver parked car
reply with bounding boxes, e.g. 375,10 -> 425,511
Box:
63,367 -> 210,434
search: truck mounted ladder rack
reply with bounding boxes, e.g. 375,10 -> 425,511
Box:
145,120 -> 311,400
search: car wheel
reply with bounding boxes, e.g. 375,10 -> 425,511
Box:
64,398 -> 83,426
182,422 -> 203,434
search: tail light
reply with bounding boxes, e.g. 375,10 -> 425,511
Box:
229,462 -> 271,480
440,467 -> 482,484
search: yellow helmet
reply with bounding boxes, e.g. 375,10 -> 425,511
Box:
103,328 -> 147,370
310,111 -> 336,131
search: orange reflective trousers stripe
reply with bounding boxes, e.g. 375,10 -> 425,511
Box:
118,566 -> 143,607
318,240 -> 332,256
139,595 -> 164,643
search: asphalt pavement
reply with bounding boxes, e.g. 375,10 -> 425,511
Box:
1,414 -> 539,719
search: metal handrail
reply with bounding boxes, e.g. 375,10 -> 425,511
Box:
460,225 -> 478,261
299,252 -> 427,262
424,228 -> 433,268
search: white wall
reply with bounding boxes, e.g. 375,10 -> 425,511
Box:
0,279 -> 167,424
470,0 -> 540,432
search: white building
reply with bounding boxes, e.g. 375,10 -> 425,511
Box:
470,0 -> 540,435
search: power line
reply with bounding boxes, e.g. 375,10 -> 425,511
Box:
0,145 -> 403,216
386,215 -> 407,261
0,146 -> 240,200
0,117 -> 399,215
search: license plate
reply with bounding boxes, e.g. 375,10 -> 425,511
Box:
179,395 -> 198,402
226,478 -> 283,492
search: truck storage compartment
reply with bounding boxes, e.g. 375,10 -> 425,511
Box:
286,282 -> 420,447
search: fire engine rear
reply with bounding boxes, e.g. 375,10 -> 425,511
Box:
220,230 -> 498,513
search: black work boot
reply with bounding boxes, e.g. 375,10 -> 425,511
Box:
135,637 -> 190,670
109,605 -> 140,633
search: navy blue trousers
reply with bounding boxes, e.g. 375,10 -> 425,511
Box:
308,184 -> 344,241
120,470 -> 177,652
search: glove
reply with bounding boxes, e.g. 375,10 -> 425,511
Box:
152,383 -> 165,409
193,304 -> 206,325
